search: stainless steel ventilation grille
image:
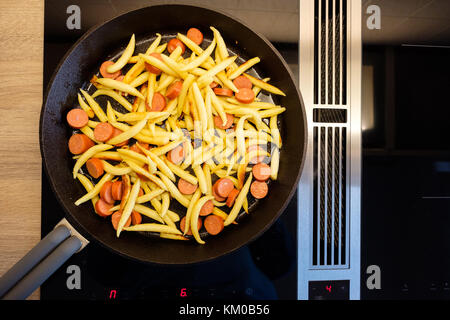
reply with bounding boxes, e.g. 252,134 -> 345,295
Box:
298,0 -> 361,299
312,126 -> 347,266
312,0 -> 349,268
314,0 -> 346,106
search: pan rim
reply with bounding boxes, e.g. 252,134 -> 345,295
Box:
40,3 -> 308,265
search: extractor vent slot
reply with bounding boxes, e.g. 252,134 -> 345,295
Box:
314,0 -> 347,106
312,126 -> 347,266
313,108 -> 347,123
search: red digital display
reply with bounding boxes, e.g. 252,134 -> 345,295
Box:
109,289 -> 117,299
309,280 -> 349,300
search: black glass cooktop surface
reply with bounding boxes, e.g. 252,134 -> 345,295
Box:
361,0 -> 450,300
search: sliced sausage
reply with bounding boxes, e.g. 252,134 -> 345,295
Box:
129,143 -> 142,155
93,122 -> 114,142
144,52 -> 164,75
86,158 -> 104,179
213,113 -> 234,130
111,211 -> 131,230
131,211 -> 142,225
204,215 -> 224,235
212,184 -> 226,202
141,143 -> 151,150
250,180 -> 268,199
100,61 -> 122,79
209,81 -> 219,89
186,28 -> 203,45
178,178 -> 198,195
248,145 -> 266,164
95,198 -> 114,217
226,188 -> 239,208
67,108 -> 89,129
180,216 -> 202,236
100,181 -> 114,204
167,38 -> 186,54
166,80 -> 183,100
110,127 -> 129,147
213,178 -> 234,198
111,180 -> 123,201
68,133 -> 94,155
213,87 -> 233,97
199,200 -> 214,216
167,145 -> 184,165
235,87 -> 255,104
149,92 -> 166,111
129,143 -> 149,155
252,162 -> 271,181
232,75 -> 252,89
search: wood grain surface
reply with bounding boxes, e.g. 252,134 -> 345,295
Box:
0,0 -> 44,300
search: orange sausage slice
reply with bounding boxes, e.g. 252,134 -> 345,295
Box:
100,181 -> 114,204
167,38 -> 186,54
111,211 -> 131,230
110,128 -> 129,147
149,92 -> 166,111
167,145 -> 184,165
178,178 -> 198,195
111,180 -> 123,201
248,145 -> 266,165
129,143 -> 142,155
129,143 -> 149,155
144,53 -> 164,75
235,87 -> 255,104
100,61 -> 122,79
213,87 -> 233,97
67,108 -> 89,129
95,198 -> 114,217
252,162 -> 271,182
213,178 -> 234,198
187,28 -> 203,45
199,200 -> 214,216
209,81 -> 219,89
180,216 -> 202,236
226,188 -> 239,208
93,122 -> 114,142
232,75 -> 252,89
131,211 -> 142,225
250,180 -> 268,199
166,80 -> 183,100
213,113 -> 234,130
204,215 -> 224,235
212,184 -> 226,202
68,133 -> 94,155
86,158 -> 104,179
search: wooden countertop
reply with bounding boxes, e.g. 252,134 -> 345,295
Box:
0,0 -> 44,300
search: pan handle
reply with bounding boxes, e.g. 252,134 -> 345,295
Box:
0,219 -> 89,300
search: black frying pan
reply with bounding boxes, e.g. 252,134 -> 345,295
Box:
0,4 -> 306,300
